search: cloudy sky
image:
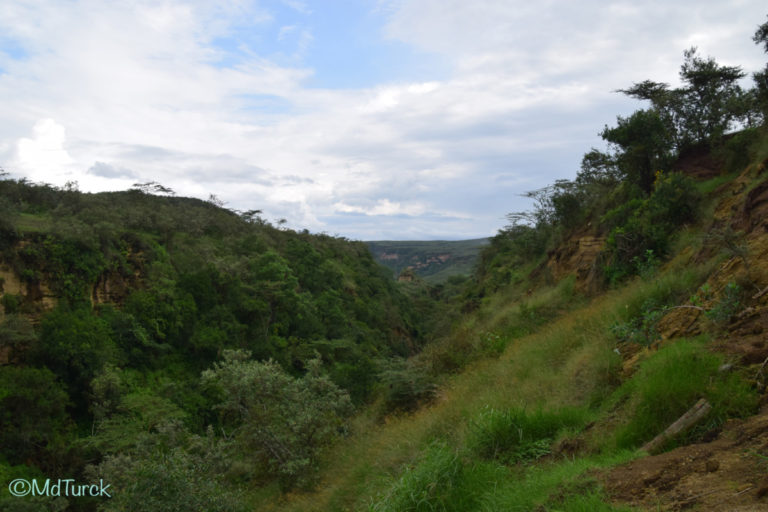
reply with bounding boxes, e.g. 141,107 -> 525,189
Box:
0,1 -> 766,240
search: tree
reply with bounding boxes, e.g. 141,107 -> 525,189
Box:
0,366 -> 73,466
35,306 -> 118,402
618,48 -> 747,149
91,422 -> 246,512
677,47 -> 746,143
754,15 -> 768,53
131,181 -> 175,196
202,350 -> 352,488
601,109 -> 674,194
754,15 -> 768,120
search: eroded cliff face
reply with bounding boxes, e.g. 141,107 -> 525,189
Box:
90,268 -> 143,306
0,246 -> 145,321
0,263 -> 56,321
545,232 -> 605,293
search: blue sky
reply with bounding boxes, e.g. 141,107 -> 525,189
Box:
0,1 -> 766,240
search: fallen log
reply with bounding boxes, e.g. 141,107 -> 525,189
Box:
641,398 -> 712,454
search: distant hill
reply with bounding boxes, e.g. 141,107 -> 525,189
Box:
366,238 -> 489,283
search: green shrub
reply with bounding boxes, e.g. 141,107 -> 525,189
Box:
35,306 -> 119,400
610,297 -> 664,346
714,128 -> 762,173
0,293 -> 21,314
0,315 -> 37,362
369,442 -> 505,512
90,424 -> 246,512
467,406 -> 590,464
614,339 -> 757,449
202,350 -> 353,489
602,173 -> 701,284
704,282 -> 743,325
377,358 -> 437,414
0,366 -> 73,466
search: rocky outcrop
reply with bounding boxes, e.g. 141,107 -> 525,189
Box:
546,234 -> 605,292
0,264 -> 56,321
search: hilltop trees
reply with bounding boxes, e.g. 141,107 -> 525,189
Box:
618,48 -> 749,150
0,166 -> 426,501
600,108 -> 674,194
482,26 -> 768,290
754,16 -> 768,119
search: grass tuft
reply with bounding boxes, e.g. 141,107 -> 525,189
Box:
467,406 -> 591,464
613,338 -> 758,450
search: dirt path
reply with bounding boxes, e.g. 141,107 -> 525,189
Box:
603,406 -> 768,511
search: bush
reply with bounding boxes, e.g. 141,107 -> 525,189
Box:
602,173 -> 701,284
467,406 -> 590,464
704,282 -> 743,325
89,424 -> 246,512
614,339 -> 757,449
0,366 -> 73,467
715,128 -> 762,173
35,306 -> 119,403
377,358 -> 437,414
369,442 -> 504,512
202,350 -> 353,489
610,297 -> 664,346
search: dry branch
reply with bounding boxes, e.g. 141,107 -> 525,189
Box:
642,398 -> 712,453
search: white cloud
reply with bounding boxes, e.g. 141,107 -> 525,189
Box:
334,198 -> 427,216
0,0 -> 766,239
13,119 -> 75,181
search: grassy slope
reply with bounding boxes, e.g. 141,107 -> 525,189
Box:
254,165 -> 768,511
253,259 -> 708,511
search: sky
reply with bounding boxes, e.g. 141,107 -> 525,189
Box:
0,1 -> 766,240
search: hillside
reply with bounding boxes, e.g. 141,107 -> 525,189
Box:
2,16 -> 768,512
248,138 -> 768,512
253,23 -> 768,511
366,238 -> 489,283
0,180 -> 456,511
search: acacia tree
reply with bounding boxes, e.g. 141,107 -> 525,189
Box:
678,48 -> 747,143
754,15 -> 768,120
618,47 -> 747,149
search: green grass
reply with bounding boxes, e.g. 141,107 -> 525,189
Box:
694,171 -> 739,196
478,454 -> 637,512
467,406 -> 591,463
14,212 -> 51,233
257,279 -> 641,511
418,274 -> 584,374
612,338 -> 758,451
368,442 -> 636,512
368,441 -> 507,512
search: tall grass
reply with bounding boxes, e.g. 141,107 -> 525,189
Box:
612,338 -> 758,450
477,454 -> 636,512
369,443 -> 636,512
368,442 -> 506,512
467,406 -> 591,463
419,274 -> 584,375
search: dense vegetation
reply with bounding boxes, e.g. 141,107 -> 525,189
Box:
2,13 -> 768,512
0,178 -> 456,510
